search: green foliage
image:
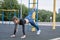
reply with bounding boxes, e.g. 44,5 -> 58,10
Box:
0,0 -> 60,22
56,13 -> 60,22
0,0 -> 20,21
22,4 -> 28,18
0,0 -> 29,21
38,10 -> 53,22
2,0 -> 20,9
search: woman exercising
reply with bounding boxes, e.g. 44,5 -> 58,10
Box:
10,8 -> 41,38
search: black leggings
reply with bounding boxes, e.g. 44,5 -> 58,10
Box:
13,24 -> 25,35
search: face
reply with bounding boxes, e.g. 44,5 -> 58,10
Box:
13,19 -> 19,24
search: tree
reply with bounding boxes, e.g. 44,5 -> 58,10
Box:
1,0 -> 20,21
38,10 -> 53,22
0,0 -> 4,8
22,4 -> 28,18
0,0 -> 59,22
56,13 -> 60,22
1,0 -> 20,9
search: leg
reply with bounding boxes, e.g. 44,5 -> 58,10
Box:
21,24 -> 26,38
29,21 -> 39,31
22,25 -> 25,35
25,8 -> 36,19
29,20 -> 41,35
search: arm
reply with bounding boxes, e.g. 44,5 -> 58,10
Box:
22,24 -> 25,35
13,24 -> 18,35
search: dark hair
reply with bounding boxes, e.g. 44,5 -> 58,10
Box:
12,16 -> 18,21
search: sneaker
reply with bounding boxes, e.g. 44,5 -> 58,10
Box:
37,30 -> 41,35
21,35 -> 26,39
10,35 -> 16,38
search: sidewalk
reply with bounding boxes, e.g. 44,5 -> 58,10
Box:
0,21 -> 60,26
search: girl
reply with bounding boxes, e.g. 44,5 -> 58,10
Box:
10,8 -> 41,38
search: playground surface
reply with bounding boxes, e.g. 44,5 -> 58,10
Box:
0,24 -> 60,40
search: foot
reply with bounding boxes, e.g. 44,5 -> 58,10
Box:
21,35 -> 26,39
37,30 -> 41,35
10,35 -> 16,38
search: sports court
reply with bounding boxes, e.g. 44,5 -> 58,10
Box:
0,23 -> 60,40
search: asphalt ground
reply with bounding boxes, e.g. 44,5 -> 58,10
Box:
0,24 -> 60,40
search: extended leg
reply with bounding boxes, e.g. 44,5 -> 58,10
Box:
29,20 -> 41,35
29,21 -> 39,31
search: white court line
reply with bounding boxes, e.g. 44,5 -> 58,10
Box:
0,21 -> 60,26
0,21 -> 14,24
0,21 -> 52,26
49,37 -> 60,40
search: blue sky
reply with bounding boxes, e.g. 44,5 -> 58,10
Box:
17,0 -> 60,13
